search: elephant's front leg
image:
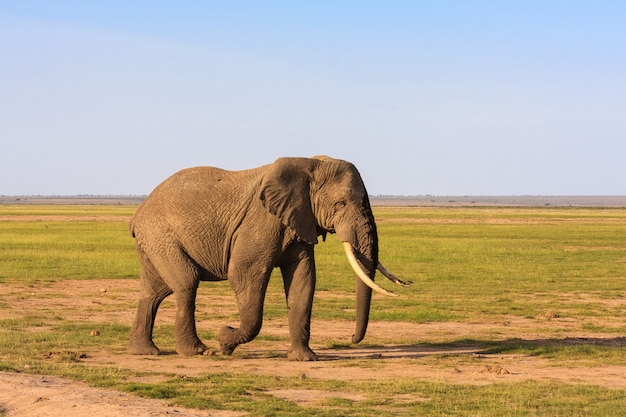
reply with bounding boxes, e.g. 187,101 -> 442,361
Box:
218,270 -> 270,356
281,245 -> 318,361
174,286 -> 208,355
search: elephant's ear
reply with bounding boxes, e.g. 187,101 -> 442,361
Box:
259,157 -> 319,245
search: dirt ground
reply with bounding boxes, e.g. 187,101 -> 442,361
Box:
2,279 -> 626,416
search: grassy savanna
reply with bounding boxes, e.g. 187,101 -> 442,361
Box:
2,204 -> 626,415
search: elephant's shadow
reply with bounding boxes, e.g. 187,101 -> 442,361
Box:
154,336 -> 626,360
312,336 -> 626,361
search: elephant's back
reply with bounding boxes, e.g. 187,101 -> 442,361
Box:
141,166 -> 258,205
153,166 -> 234,195
130,165 -> 262,237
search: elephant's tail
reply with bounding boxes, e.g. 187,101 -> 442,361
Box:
129,217 -> 136,238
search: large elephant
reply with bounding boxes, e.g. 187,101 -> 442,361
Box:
128,156 -> 408,361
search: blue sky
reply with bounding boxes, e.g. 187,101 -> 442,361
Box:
1,1 -> 625,196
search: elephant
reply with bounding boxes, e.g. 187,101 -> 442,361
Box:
128,156 -> 408,361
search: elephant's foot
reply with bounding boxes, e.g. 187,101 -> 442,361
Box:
176,338 -> 209,356
128,338 -> 161,356
218,325 -> 240,355
287,346 -> 318,361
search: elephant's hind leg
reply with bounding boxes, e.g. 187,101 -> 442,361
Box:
173,287 -> 209,355
129,253 -> 172,355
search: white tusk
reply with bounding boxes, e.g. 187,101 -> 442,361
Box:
342,242 -> 398,297
377,262 -> 412,287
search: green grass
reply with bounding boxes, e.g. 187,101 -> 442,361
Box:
307,207 -> 626,324
115,373 -> 626,416
0,205 -> 138,282
2,204 -> 626,415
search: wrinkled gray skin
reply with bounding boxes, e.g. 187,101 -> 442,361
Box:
128,156 -> 378,361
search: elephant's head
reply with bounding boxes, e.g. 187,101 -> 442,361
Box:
260,156 -> 408,344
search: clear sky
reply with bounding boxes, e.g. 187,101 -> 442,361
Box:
1,1 -> 625,196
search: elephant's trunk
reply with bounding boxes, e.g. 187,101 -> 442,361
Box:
343,243 -> 397,297
352,270 -> 373,343
336,205 -> 379,344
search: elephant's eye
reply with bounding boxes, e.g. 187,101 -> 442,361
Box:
334,201 -> 347,211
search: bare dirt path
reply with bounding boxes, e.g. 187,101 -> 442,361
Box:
0,371 -> 245,417
3,279 -> 626,416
